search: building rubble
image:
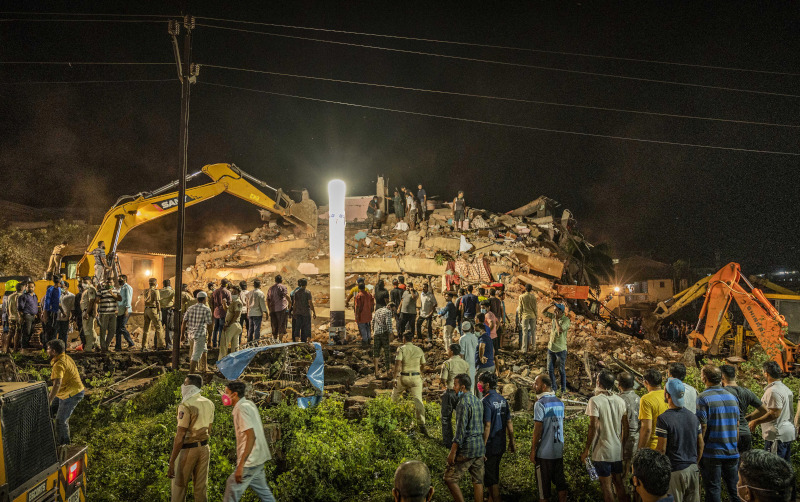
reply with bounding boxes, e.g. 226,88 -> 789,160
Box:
172,187 -> 690,410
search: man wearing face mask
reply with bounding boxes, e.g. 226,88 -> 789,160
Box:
115,275 -> 135,350
479,372 -> 515,502
736,449 -> 794,502
168,374 -> 214,502
79,276 -> 98,351
222,381 -> 275,502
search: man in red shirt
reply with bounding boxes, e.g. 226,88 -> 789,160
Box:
354,283 -> 375,346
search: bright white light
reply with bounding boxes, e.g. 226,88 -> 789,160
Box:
613,286 -> 620,293
328,180 -> 346,313
144,269 -> 151,277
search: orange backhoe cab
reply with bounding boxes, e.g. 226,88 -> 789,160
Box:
689,262 -> 796,372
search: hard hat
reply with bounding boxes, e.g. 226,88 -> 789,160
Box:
4,280 -> 19,292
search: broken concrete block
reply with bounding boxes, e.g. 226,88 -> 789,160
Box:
513,250 -> 565,278
515,274 -> 554,294
406,231 -> 421,252
423,236 -> 461,253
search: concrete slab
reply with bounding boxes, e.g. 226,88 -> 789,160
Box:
513,250 -> 564,278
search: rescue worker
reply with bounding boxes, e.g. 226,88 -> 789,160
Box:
441,343 -> 470,447
182,292 -> 213,374
142,277 -> 165,350
392,330 -> 427,434
97,277 -> 121,352
79,276 -> 98,351
161,279 -> 176,350
168,374 -> 214,502
46,240 -> 68,280
91,241 -> 108,284
180,284 -> 195,315
220,285 -> 243,359
452,191 -> 466,231
47,339 -> 85,446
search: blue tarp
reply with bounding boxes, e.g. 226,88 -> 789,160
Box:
216,342 -> 302,380
216,342 -> 325,408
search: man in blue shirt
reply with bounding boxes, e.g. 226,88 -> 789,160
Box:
114,275 -> 135,350
42,275 -> 62,346
17,281 -> 39,349
479,372 -> 515,502
696,365 -> 740,502
476,313 -> 495,385
530,374 -> 567,502
445,373 -> 485,502
439,292 -> 459,348
459,285 -> 479,322
416,184 -> 427,222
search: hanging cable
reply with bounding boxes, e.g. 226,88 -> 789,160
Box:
0,61 -> 174,65
200,63 -> 799,128
194,23 -> 800,99
0,78 -> 177,85
195,16 -> 799,77
198,81 -> 800,156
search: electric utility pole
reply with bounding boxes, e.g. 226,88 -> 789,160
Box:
169,15 -> 198,371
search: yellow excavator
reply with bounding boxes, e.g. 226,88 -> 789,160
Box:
59,163 -> 317,282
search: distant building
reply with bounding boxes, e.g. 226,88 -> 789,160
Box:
600,256 -> 675,315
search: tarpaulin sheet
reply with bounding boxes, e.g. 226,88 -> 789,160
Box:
216,342 -> 302,380
217,342 -> 326,408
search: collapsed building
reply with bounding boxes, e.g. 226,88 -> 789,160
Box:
176,179 -> 687,407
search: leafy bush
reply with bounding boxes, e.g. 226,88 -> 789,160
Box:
70,365 -> 797,501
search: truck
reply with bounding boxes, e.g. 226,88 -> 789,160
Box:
0,381 -> 87,502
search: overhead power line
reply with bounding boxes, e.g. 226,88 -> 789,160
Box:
199,81 -> 800,156
0,61 -> 174,65
0,78 -> 177,85
195,23 -> 800,99
0,18 -> 167,23
201,63 -> 799,128
0,11 -> 175,17
196,16 -> 799,77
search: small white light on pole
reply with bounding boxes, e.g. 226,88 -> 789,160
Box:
328,179 -> 346,343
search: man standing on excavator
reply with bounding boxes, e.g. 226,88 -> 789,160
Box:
91,241 -> 108,284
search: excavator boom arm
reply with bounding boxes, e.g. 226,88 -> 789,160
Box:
79,163 -> 315,274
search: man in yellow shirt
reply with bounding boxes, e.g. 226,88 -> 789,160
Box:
47,339 -> 85,446
638,368 -> 668,450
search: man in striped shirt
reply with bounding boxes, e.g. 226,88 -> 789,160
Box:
97,278 -> 120,352
696,365 -> 740,502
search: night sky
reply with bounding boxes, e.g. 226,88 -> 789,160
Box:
2,2 -> 798,272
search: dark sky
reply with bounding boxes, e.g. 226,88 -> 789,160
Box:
2,1 -> 798,272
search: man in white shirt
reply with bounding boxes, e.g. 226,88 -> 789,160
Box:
222,380 -> 275,502
581,370 -> 630,502
749,360 -> 795,501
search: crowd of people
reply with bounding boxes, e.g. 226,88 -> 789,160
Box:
3,247 -> 799,501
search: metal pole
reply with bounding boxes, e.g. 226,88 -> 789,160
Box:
172,16 -> 193,370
